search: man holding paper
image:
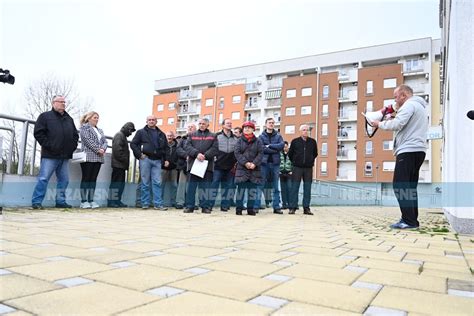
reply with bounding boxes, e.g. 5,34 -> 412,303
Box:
184,118 -> 218,214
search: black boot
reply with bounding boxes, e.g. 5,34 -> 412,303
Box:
247,209 -> 256,216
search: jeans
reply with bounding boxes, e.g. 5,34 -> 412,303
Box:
279,174 -> 292,208
186,171 -> 213,209
236,181 -> 258,212
256,163 -> 281,209
32,158 -> 70,205
176,170 -> 187,206
211,169 -> 234,209
290,167 -> 313,208
139,158 -> 163,207
161,169 -> 178,207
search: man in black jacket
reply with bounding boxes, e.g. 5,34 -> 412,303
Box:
108,122 -> 135,208
175,123 -> 196,209
130,115 -> 167,210
183,118 -> 218,214
31,95 -> 79,209
161,131 -> 178,208
288,124 -> 318,215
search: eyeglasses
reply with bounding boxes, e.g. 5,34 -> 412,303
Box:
54,101 -> 66,104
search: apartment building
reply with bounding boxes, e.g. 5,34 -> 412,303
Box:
153,38 -> 441,183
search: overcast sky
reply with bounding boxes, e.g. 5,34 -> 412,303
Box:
1,0 -> 440,134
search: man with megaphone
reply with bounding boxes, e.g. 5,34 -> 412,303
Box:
370,84 -> 428,229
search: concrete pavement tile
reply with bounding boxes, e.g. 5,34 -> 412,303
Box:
109,241 -> 169,252
8,258 -> 113,281
350,258 -> 420,274
405,253 -> 467,266
421,269 -> 474,281
45,256 -> 70,261
273,260 -> 296,267
358,269 -> 446,293
0,254 -> 43,268
422,261 -> 471,273
5,282 -> 158,315
79,249 -> 147,264
264,274 -> 293,282
344,266 -> 369,274
239,242 -> 296,252
86,264 -> 193,291
51,238 -> 118,249
448,279 -> 474,292
364,306 -> 407,315
0,274 -> 61,301
146,286 -> 185,297
291,245 -> 349,256
0,268 -> 13,275
343,249 -> 406,261
202,258 -> 281,277
285,253 -> 352,268
372,286 -> 474,315
265,278 -> 377,313
392,246 -> 445,256
352,281 -> 383,292
132,253 -> 215,270
54,277 -> 94,287
120,291 -> 271,315
110,261 -> 137,268
274,301 -> 360,315
183,267 -> 211,275
8,244 -> 82,258
342,243 -> 394,252
170,270 -> 277,301
248,295 -> 288,309
278,263 -> 361,285
0,303 -> 16,314
448,289 -> 474,298
165,245 -> 229,258
0,241 -> 32,251
225,249 -> 291,263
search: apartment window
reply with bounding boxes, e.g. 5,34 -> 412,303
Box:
273,112 -> 280,122
301,87 -> 312,97
404,59 -> 423,72
364,162 -> 373,176
157,104 -> 164,112
321,142 -> 328,156
383,78 -> 397,89
232,95 -> 241,104
156,118 -> 163,126
218,113 -> 223,123
366,100 -> 373,112
301,105 -> 312,115
205,98 -> 213,106
285,107 -> 296,116
286,89 -> 296,98
285,125 -> 295,134
365,141 -> 373,155
383,140 -> 393,150
219,97 -> 224,109
383,161 -> 395,171
231,112 -> 240,120
321,123 -> 328,137
168,102 -> 176,110
322,104 -> 329,117
366,81 -> 373,95
322,85 -> 329,99
167,117 -> 174,125
320,161 -> 327,175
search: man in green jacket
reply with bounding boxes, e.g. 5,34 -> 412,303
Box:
279,141 -> 292,209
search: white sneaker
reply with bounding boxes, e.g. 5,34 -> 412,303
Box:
80,202 -> 91,209
89,201 -> 100,209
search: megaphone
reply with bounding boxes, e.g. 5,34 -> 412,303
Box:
361,104 -> 398,137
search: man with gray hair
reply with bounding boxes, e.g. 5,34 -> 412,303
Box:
288,124 -> 318,215
184,118 -> 218,213
175,123 -> 196,209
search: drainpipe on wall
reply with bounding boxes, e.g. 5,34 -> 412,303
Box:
314,67 -> 320,180
213,82 -> 218,132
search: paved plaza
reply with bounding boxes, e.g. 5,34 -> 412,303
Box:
1,206 -> 473,315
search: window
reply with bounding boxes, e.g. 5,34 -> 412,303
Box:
383,161 -> 395,171
383,78 -> 397,89
322,104 -> 329,117
218,113 -> 223,123
320,162 -> 327,175
205,98 -> 213,106
302,87 -> 312,97
285,125 -> 295,134
364,162 -> 373,176
321,123 -> 328,136
383,140 -> 393,150
285,107 -> 296,116
232,95 -> 241,104
301,105 -> 311,115
219,97 -> 224,109
366,100 -> 373,112
322,85 -> 329,99
157,104 -> 164,112
365,141 -> 373,155
231,112 -> 240,120
366,81 -> 373,94
404,59 -> 423,72
321,142 -> 328,156
273,112 -> 280,122
167,117 -> 174,125
168,102 -> 175,110
286,89 -> 296,98
156,118 -> 163,126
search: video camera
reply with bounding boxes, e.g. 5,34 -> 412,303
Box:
0,69 -> 15,85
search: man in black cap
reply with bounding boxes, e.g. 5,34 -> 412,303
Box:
108,122 -> 136,207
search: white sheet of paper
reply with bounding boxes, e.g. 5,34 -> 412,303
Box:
190,159 -> 208,178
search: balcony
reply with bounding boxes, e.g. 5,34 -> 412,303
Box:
337,129 -> 357,141
337,149 -> 357,160
245,82 -> 260,93
179,90 -> 201,101
177,106 -> 197,116
338,90 -> 357,102
338,110 -> 357,121
336,168 -> 356,181
338,69 -> 358,83
265,99 -> 281,109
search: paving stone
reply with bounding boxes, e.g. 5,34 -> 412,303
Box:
273,301 -> 360,315
0,251 -> 7,255
248,295 -> 288,309
5,282 -> 157,315
166,245 -> 228,258
132,253 -> 215,270
86,264 -> 193,291
208,255 -> 227,261
54,277 -> 94,287
405,253 -> 467,266
448,278 -> 474,292
364,306 -> 407,315
273,260 -> 295,267
0,254 -> 43,268
0,268 -> 13,275
0,303 -> 16,314
279,263 -> 361,285
121,291 -> 271,315
145,250 -> 165,256
109,261 -> 137,268
422,261 -> 471,273
372,286 -> 474,315
344,249 -> 406,261
183,267 -> 211,275
225,249 -> 290,263
350,258 -> 420,274
344,265 -> 368,274
285,253 -> 352,268
202,258 -> 281,277
170,270 -> 277,301
448,289 -> 474,298
352,281 -> 383,292
9,245 -> 81,259
421,269 -> 474,281
0,274 -> 61,301
263,274 -> 293,282
146,286 -> 185,297
110,242 -> 168,253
